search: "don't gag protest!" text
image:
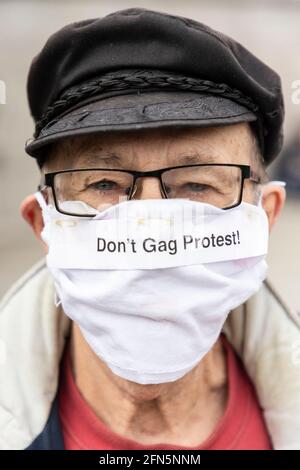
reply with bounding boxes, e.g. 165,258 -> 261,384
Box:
97,230 -> 241,256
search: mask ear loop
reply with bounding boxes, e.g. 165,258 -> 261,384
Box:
34,190 -> 48,211
54,292 -> 62,308
257,180 -> 286,207
264,181 -> 287,187
35,190 -> 62,307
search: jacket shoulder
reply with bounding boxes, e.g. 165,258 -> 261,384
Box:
0,260 -> 70,450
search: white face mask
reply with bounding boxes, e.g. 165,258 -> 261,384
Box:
36,192 -> 269,384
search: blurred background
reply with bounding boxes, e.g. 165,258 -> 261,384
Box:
0,0 -> 299,310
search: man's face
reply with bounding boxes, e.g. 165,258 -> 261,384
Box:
21,121 -> 285,395
43,122 -> 261,208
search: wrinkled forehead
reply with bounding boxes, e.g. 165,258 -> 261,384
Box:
44,123 -> 255,171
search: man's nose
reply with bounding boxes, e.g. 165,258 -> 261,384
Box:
131,177 -> 164,200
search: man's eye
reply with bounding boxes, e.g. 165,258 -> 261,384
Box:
185,182 -> 211,192
164,182 -> 211,194
89,179 -> 117,191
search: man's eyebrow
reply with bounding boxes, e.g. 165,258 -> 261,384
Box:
81,151 -> 221,167
175,153 -> 220,165
83,153 -> 123,166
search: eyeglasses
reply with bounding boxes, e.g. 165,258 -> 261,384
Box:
39,164 -> 261,217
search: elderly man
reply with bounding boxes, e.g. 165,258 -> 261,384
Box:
1,8 -> 299,450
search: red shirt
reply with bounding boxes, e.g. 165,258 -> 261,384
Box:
58,335 -> 272,450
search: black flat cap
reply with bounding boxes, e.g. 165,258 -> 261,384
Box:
25,7 -> 284,165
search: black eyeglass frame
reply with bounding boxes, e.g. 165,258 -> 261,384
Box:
38,163 -> 261,217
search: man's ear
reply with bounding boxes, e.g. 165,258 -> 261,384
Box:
261,184 -> 286,232
20,195 -> 48,252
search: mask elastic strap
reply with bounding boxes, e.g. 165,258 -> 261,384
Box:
264,180 -> 287,188
54,292 -> 62,308
34,190 -> 48,211
257,180 -> 286,206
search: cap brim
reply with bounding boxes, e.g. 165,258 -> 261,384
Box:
26,91 -> 257,157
